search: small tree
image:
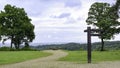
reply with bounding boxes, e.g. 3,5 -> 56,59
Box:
0,4 -> 35,49
86,2 -> 118,51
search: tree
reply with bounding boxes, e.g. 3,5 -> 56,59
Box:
86,2 -> 118,51
113,0 -> 120,33
0,14 -> 3,42
0,4 -> 35,49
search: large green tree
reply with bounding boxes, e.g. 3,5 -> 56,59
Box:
0,4 -> 35,49
86,2 -> 118,51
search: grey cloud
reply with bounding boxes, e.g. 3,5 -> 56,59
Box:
38,0 -> 81,8
77,17 -> 82,20
28,11 -> 41,17
96,0 -> 116,5
64,0 -> 81,8
58,13 -> 71,18
0,0 -> 81,18
52,13 -> 71,18
0,0 -> 44,17
65,17 -> 76,24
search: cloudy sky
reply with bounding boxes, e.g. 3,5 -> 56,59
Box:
0,0 -> 119,44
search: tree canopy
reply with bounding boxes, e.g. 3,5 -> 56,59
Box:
0,4 -> 35,49
86,2 -> 120,51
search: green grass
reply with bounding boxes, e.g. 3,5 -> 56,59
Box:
0,51 -> 52,65
59,50 -> 120,63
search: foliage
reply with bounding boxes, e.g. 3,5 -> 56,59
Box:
0,46 -> 16,51
21,46 -> 38,51
59,50 -> 120,63
86,2 -> 113,39
114,0 -> 120,33
0,4 -> 35,49
0,51 -> 52,65
86,1 -> 120,39
0,46 -> 37,51
86,2 -> 120,51
0,47 -> 11,51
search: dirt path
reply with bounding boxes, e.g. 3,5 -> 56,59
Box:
0,50 -> 120,68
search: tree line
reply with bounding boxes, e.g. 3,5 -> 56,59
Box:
0,4 -> 35,50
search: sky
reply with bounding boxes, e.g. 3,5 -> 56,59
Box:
0,0 -> 119,44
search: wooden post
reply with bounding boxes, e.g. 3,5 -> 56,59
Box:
84,27 -> 101,63
87,27 -> 91,63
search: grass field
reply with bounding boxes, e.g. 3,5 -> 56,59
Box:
59,50 -> 120,63
0,51 -> 52,65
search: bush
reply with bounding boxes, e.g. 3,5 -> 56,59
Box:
0,47 -> 12,51
21,47 -> 38,51
0,46 -> 37,51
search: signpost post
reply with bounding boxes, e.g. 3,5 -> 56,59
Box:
84,27 -> 101,63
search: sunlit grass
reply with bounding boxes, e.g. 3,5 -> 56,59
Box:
59,50 -> 120,63
0,51 -> 52,65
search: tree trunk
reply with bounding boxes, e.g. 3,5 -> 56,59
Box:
15,44 -> 19,50
18,44 -> 20,49
10,35 -> 13,49
101,38 -> 104,51
25,42 -> 29,48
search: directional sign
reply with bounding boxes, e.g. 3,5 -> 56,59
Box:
91,34 -> 101,36
84,27 -> 102,63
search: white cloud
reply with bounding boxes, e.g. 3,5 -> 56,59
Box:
0,0 -> 119,44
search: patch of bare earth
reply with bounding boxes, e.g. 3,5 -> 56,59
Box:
0,50 -> 120,68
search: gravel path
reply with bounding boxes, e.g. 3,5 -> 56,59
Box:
0,50 -> 120,68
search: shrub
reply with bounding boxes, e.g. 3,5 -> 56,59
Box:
0,47 -> 11,51
21,47 -> 38,51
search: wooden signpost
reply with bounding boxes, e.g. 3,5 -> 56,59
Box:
84,27 -> 101,63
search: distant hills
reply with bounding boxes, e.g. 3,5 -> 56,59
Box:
30,41 -> 120,51
1,41 -> 120,51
